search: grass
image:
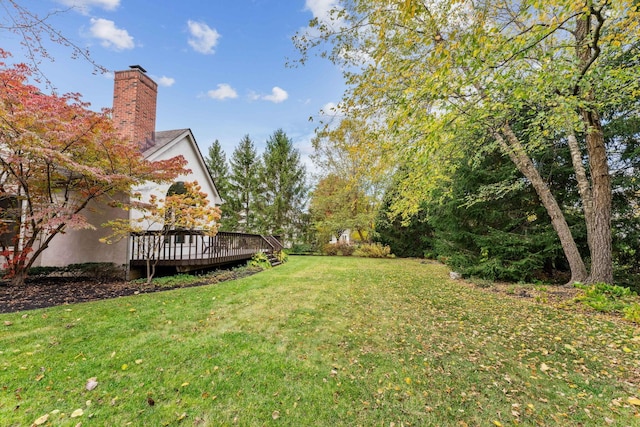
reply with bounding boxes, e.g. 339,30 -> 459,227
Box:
1,256 -> 639,426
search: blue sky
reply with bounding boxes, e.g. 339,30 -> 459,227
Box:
2,0 -> 344,172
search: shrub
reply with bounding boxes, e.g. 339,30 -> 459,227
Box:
574,282 -> 637,313
322,243 -> 355,256
287,244 -> 315,255
322,243 -> 339,256
623,303 -> 640,323
276,251 -> 288,263
248,252 -> 272,269
354,243 -> 392,258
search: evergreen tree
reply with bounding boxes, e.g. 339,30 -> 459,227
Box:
228,135 -> 262,233
205,140 -> 234,228
205,139 -> 229,195
374,170 -> 434,258
261,129 -> 308,243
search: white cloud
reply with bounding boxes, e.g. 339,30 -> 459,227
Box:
187,20 -> 220,55
89,18 -> 134,51
156,76 -> 175,87
262,87 -> 289,103
303,0 -> 345,34
305,0 -> 339,22
57,0 -> 120,14
207,84 -> 238,100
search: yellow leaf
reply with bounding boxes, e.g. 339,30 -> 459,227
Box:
493,421 -> 503,426
405,377 -> 412,385
121,364 -> 128,370
181,382 -> 190,387
628,397 -> 640,406
70,408 -> 84,418
32,414 -> 49,425
623,347 -> 632,353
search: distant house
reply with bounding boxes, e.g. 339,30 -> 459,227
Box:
29,66 -> 223,274
330,230 -> 351,245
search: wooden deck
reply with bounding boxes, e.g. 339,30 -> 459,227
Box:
130,230 -> 283,271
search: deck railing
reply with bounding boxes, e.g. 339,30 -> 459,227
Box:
129,230 -> 280,268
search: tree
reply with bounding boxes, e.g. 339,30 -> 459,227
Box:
205,139 -> 229,194
374,170 -> 434,258
295,0 -> 640,284
261,129 -> 308,243
102,181 -> 221,284
228,135 -> 262,233
0,56 -> 187,285
0,0 -> 106,88
309,174 -> 376,244
310,117 -> 390,244
205,139 -> 233,227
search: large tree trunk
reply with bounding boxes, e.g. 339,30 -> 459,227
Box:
575,9 -> 614,284
495,126 -> 588,284
581,109 -> 613,283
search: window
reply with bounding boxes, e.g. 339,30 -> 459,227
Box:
0,196 -> 20,248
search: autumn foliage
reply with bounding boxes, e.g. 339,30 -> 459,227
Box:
0,51 -> 188,285
102,181 -> 221,283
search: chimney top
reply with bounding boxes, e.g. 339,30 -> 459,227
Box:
129,64 -> 147,73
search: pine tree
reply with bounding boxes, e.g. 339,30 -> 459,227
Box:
261,129 -> 308,244
228,135 -> 262,233
205,140 -> 229,195
205,140 -> 234,228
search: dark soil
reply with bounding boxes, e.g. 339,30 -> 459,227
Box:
0,268 -> 262,314
0,277 -> 179,314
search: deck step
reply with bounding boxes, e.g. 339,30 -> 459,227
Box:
267,254 -> 281,267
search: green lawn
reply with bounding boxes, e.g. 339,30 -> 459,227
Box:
1,257 -> 639,426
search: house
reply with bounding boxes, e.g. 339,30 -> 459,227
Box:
29,66 -> 223,275
330,230 -> 351,245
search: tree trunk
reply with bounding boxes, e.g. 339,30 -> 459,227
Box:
575,9 -> 614,284
495,126 -> 588,284
581,109 -> 613,283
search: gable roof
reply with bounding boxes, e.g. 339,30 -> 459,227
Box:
142,128 -> 223,204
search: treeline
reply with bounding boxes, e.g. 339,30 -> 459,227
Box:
204,129 -> 309,245
299,1 -> 640,286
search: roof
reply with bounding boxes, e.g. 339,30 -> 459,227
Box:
141,129 -> 190,158
140,128 -> 223,205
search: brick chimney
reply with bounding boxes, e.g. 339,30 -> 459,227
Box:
112,65 -> 157,150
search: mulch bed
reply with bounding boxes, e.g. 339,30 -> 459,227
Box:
0,277 -> 189,314
0,266 -> 267,314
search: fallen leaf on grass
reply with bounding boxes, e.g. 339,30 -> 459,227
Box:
32,414 -> 49,425
272,410 -> 280,420
70,408 -> 83,418
86,377 -> 98,391
628,397 -> 640,406
4,321 -> 12,326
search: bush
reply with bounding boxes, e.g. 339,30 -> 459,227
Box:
276,251 -> 288,263
623,303 -> 640,323
354,243 -> 392,258
248,252 -> 272,269
287,243 -> 315,255
27,263 -> 125,281
322,243 -> 354,256
322,243 -> 339,256
574,282 -> 637,314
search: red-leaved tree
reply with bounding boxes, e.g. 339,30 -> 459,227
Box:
0,52 -> 188,285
